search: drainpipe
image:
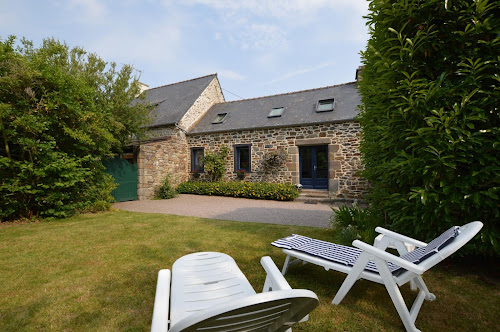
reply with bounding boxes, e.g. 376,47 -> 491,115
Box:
174,122 -> 188,134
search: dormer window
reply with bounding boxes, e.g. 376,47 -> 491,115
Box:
212,113 -> 227,124
268,107 -> 284,118
316,99 -> 335,112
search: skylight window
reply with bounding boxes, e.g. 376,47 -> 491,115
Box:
316,99 -> 335,112
268,107 -> 284,118
212,113 -> 228,124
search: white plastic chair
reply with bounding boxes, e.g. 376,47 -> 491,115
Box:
274,221 -> 483,332
151,252 -> 319,332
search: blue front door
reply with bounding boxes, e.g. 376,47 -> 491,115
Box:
299,146 -> 328,189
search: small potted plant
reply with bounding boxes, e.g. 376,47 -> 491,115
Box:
193,170 -> 201,179
236,169 -> 246,179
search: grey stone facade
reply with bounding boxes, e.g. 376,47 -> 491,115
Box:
137,121 -> 367,200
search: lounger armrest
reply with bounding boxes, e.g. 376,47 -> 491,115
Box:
261,256 -> 292,292
375,227 -> 427,248
151,269 -> 171,332
352,240 -> 426,275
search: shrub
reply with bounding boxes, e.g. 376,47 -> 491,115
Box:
260,148 -> 288,173
330,205 -> 379,245
156,175 -> 178,199
177,181 -> 299,201
358,0 -> 499,255
0,36 -> 149,221
203,146 -> 229,181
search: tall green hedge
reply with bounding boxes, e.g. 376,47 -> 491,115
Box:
0,37 -> 150,220
358,0 -> 499,255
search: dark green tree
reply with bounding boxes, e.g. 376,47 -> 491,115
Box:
0,36 -> 150,220
358,0 -> 499,255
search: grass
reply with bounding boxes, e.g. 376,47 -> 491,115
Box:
0,210 -> 498,331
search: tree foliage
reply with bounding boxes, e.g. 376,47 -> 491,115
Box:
0,36 -> 150,220
358,0 -> 499,255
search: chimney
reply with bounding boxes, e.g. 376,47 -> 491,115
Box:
137,82 -> 149,96
355,66 -> 365,82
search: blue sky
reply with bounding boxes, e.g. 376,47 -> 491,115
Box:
1,0 -> 369,101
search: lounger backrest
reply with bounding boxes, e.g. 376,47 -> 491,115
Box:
168,290 -> 319,332
411,221 -> 483,272
398,226 -> 460,265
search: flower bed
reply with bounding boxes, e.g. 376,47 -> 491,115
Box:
177,181 -> 299,201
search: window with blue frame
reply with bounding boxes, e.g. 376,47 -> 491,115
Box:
191,148 -> 204,172
234,145 -> 251,172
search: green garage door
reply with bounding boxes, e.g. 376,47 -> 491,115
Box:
104,157 -> 138,202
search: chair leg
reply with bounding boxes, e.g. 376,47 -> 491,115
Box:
332,252 -> 371,305
413,276 -> 436,301
282,255 -> 291,275
374,258 -> 421,332
281,255 -> 305,276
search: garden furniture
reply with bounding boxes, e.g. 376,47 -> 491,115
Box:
151,252 -> 319,332
272,221 -> 483,332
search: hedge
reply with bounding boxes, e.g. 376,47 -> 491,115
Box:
176,181 -> 299,201
357,0 -> 499,256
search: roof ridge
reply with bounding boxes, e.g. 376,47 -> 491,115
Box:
223,81 -> 357,104
147,73 -> 217,91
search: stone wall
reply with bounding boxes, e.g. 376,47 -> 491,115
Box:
187,121 -> 367,199
137,126 -> 189,200
177,77 -> 225,131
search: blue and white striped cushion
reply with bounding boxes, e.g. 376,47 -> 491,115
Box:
271,235 -> 401,273
271,234 -> 312,250
399,226 -> 459,264
272,227 -> 459,274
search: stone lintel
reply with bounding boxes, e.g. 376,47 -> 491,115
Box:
295,138 -> 331,146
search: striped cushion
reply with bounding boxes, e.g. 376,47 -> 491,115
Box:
399,226 -> 459,264
272,227 -> 459,274
272,234 -> 400,273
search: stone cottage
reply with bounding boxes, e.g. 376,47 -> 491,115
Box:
136,71 -> 367,200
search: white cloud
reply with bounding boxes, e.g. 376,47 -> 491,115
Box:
184,0 -> 368,19
178,0 -> 368,51
263,61 -> 337,85
69,0 -> 107,21
218,70 -> 245,80
239,24 -> 287,50
89,21 -> 182,68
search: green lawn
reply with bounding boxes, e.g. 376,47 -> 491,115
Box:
0,211 -> 498,331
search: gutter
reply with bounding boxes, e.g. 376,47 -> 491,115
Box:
186,118 -> 359,136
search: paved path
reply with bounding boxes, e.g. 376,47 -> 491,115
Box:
113,194 -> 333,228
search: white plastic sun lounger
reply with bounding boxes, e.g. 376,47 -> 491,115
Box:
272,221 -> 483,332
151,252 -> 319,332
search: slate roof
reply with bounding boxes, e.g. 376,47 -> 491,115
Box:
189,82 -> 361,134
138,74 -> 217,127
